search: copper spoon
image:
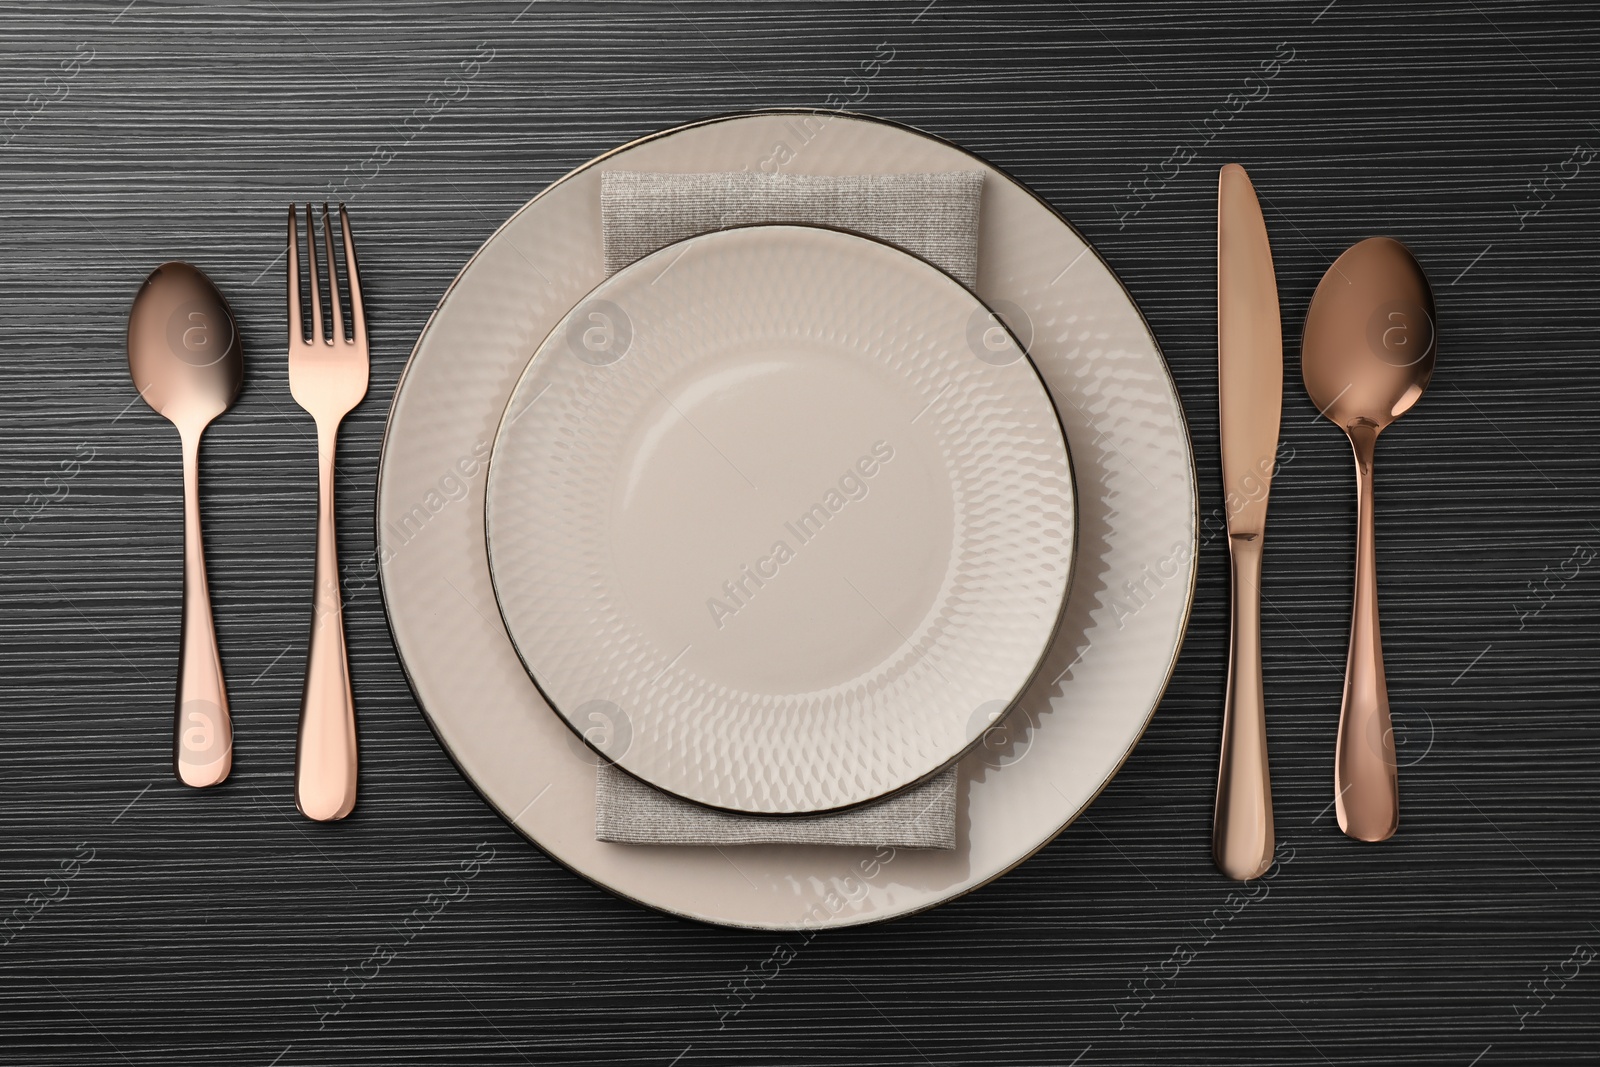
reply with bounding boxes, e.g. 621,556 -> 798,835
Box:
1301,237 -> 1436,842
127,262 -> 244,787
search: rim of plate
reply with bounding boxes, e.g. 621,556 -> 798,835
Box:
375,108 -> 1199,928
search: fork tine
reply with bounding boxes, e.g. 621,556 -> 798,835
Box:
338,204 -> 365,346
320,203 -> 344,344
287,205 -> 301,345
304,203 -> 323,344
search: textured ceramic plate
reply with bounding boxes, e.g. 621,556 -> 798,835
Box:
377,110 -> 1197,929
485,224 -> 1074,815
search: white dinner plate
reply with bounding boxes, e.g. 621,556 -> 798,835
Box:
485,224 -> 1074,815
377,110 -> 1197,929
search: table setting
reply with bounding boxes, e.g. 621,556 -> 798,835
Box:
4,3 -> 1597,1065
117,108 -> 1445,924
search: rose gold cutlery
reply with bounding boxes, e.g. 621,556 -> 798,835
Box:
1302,237 -> 1437,843
288,204 -> 368,822
1213,163 -> 1283,880
127,262 -> 243,788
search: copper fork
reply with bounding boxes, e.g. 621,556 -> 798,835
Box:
288,203 -> 368,822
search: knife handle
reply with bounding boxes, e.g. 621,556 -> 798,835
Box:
1214,533 -> 1273,880
1334,423 -> 1399,842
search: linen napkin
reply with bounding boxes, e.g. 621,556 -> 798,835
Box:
591,168 -> 985,849
601,170 -> 983,287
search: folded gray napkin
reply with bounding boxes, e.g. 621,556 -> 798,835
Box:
592,168 -> 985,849
596,768 -> 958,848
601,170 -> 983,287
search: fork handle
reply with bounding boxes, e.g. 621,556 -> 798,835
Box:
1335,423 -> 1398,842
295,420 -> 358,821
176,424 -> 232,787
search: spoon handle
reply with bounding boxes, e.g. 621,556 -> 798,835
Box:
1213,534 -> 1274,880
175,425 -> 232,787
1336,424 -> 1399,841
295,421 -> 358,822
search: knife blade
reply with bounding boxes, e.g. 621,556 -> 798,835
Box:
1213,162 -> 1282,881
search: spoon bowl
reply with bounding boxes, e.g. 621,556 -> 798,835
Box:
127,261 -> 243,787
128,261 -> 243,426
1301,236 -> 1436,843
1302,237 -> 1436,431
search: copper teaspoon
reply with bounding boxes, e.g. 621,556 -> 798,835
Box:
127,262 -> 244,787
1301,237 -> 1437,842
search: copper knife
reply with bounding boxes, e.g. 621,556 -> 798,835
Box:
1213,163 -> 1283,880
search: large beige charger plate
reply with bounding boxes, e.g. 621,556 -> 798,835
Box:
376,110 -> 1198,929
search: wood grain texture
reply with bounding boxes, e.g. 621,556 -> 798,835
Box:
1,1 -> 1597,1063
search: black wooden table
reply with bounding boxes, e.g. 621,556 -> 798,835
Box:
2,2 -> 1597,1064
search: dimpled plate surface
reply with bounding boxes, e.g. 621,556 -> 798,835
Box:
485,225 -> 1074,815
376,111 -> 1197,929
